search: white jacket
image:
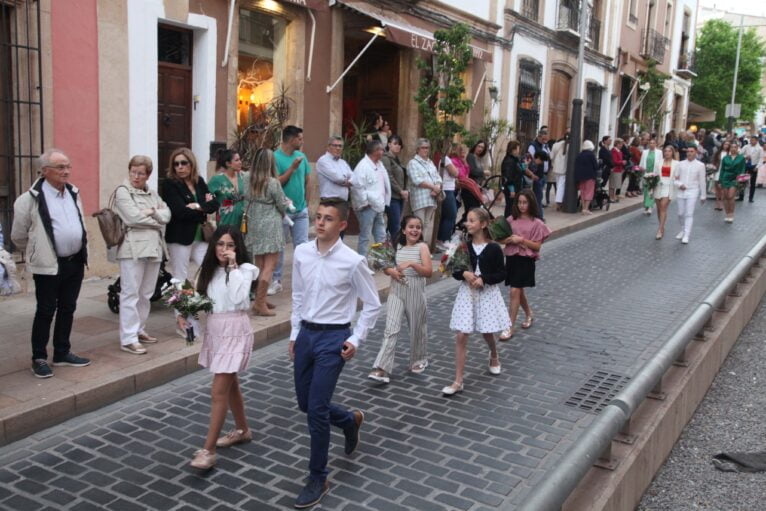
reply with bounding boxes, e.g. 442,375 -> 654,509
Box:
114,180 -> 171,261
550,139 -> 568,177
674,159 -> 707,199
639,149 -> 663,173
350,155 -> 391,213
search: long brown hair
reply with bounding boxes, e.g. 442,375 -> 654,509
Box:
249,148 -> 277,198
196,226 -> 250,295
512,189 -> 540,219
167,147 -> 199,183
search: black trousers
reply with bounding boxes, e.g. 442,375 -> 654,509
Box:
31,257 -> 84,361
738,167 -> 758,201
545,179 -> 556,205
459,190 -> 482,225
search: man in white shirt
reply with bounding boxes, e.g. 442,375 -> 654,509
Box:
673,146 -> 707,244
742,136 -> 764,203
350,140 -> 391,257
315,136 -> 352,201
288,197 -> 381,509
12,148 -> 92,378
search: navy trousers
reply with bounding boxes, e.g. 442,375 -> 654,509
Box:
293,327 -> 355,482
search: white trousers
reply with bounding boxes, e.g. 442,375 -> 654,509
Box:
119,259 -> 161,346
373,277 -> 428,373
676,196 -> 698,238
167,241 -> 207,283
554,174 -> 566,203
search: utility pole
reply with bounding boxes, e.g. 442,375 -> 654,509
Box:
564,0 -> 589,213
727,15 -> 744,134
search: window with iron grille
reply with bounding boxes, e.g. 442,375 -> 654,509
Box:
0,1 -> 44,251
516,60 -> 542,150
584,83 -> 603,145
521,0 -> 539,22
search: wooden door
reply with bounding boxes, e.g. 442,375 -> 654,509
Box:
548,70 -> 572,140
158,64 -> 192,189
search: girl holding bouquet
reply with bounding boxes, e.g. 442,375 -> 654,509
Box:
498,190 -> 551,341
653,145 -> 678,239
443,208 -> 510,396
187,226 -> 260,470
368,216 -> 433,384
719,142 -> 747,223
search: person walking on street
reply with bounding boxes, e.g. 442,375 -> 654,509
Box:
12,148 -> 91,378
271,125 -> 312,296
381,135 -> 408,240
653,145 -> 678,239
574,140 -> 598,215
243,149 -> 288,316
315,136 -> 352,203
719,142 -> 746,223
351,140 -> 391,258
188,227 -> 259,470
407,139 -> 442,246
289,198 -> 381,509
498,190 -> 551,341
550,133 -> 569,210
368,215 -> 432,384
114,156 -> 171,355
501,141 -> 528,218
673,146 -> 707,244
711,140 -> 731,211
742,136 -> 764,203
208,149 -> 246,228
443,208 -> 509,396
639,139 -> 662,215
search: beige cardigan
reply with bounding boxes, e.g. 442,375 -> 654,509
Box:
114,180 -> 171,261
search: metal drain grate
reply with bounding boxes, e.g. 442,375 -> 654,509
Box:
564,371 -> 631,414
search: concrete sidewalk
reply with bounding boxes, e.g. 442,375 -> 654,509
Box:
0,197 -> 643,445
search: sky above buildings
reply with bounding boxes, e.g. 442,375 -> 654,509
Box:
700,0 -> 766,17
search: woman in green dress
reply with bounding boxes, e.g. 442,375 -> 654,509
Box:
719,142 -> 746,224
208,149 -> 246,227
244,148 -> 287,316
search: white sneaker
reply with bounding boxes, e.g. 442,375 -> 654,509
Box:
267,280 -> 282,296
121,343 -> 147,355
675,231 -> 684,240
682,236 -> 689,244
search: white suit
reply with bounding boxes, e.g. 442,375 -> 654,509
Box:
674,158 -> 707,241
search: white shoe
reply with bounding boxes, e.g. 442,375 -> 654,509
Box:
725,217 -> 734,224
675,231 -> 684,240
267,280 -> 282,296
488,356 -> 501,375
121,343 -> 147,355
368,370 -> 390,384
682,236 -> 689,244
441,383 -> 464,396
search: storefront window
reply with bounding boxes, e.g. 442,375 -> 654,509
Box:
516,59 -> 542,149
237,9 -> 286,130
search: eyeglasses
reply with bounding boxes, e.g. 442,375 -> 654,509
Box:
330,144 -> 343,148
418,146 -> 430,150
129,170 -> 148,178
45,164 -> 72,171
216,241 -> 236,249
174,160 -> 190,167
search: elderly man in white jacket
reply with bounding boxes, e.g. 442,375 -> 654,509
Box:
673,145 -> 707,244
351,140 -> 391,257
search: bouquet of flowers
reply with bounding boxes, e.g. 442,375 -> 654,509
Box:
488,216 -> 513,241
643,172 -> 660,191
705,164 -> 718,181
367,237 -> 396,272
736,173 -> 750,194
628,165 -> 644,179
438,233 -> 471,277
163,279 -> 214,345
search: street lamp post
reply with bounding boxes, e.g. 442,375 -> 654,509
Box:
727,15 -> 744,134
564,0 -> 589,213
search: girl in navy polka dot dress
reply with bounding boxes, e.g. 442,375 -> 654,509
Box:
443,208 -> 510,396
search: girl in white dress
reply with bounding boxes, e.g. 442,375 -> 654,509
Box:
443,208 -> 510,396
187,226 -> 259,470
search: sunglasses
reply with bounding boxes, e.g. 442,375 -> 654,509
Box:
174,160 -> 190,167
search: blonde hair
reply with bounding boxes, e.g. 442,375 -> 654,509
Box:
468,207 -> 491,240
167,148 -> 199,183
250,148 -> 277,198
128,155 -> 153,176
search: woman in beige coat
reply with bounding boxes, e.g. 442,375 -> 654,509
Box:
114,155 -> 171,354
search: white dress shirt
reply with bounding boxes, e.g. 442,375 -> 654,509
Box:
743,143 -> 764,168
674,158 -> 707,199
350,155 -> 391,213
207,263 -> 260,314
42,180 -> 83,257
290,238 -> 381,347
316,152 -> 353,201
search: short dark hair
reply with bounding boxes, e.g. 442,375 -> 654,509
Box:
318,197 -> 349,221
282,125 -> 303,143
215,148 -> 238,170
388,134 -> 403,149
534,152 -> 549,162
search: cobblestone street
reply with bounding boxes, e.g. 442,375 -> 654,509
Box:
2,197 -> 766,510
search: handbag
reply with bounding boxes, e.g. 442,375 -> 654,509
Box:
92,186 -> 127,248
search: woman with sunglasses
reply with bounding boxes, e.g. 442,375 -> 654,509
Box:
162,148 -> 220,333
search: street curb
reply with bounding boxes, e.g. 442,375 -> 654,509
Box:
0,203 -> 641,446
562,250 -> 766,510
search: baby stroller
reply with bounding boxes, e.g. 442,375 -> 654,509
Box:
456,174 -> 504,227
589,166 -> 611,211
107,259 -> 174,313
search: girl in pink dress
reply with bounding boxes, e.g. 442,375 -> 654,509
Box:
498,190 -> 551,340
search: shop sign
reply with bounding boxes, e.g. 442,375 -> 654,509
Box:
385,24 -> 492,62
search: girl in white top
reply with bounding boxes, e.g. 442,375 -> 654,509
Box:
187,226 -> 259,470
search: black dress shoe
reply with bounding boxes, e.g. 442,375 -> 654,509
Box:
749,199 -> 754,203
32,360 -> 53,378
344,410 -> 364,455
295,479 -> 329,509
52,352 -> 91,367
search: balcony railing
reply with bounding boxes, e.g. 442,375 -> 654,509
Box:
676,51 -> 697,78
557,0 -> 579,32
521,0 -> 539,22
640,28 -> 668,64
589,17 -> 601,48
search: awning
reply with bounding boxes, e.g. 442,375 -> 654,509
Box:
281,0 -> 328,10
687,101 -> 716,123
336,0 -> 493,62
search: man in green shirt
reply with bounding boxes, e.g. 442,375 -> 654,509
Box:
271,125 -> 312,295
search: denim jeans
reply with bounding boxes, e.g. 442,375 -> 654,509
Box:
357,206 -> 386,258
437,190 -> 457,242
274,207 -> 309,281
386,198 -> 403,240
293,327 -> 355,482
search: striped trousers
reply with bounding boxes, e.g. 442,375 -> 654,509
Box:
372,276 -> 428,373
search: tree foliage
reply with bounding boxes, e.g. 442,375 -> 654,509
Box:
414,23 -> 474,159
638,60 -> 668,133
691,19 -> 766,127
